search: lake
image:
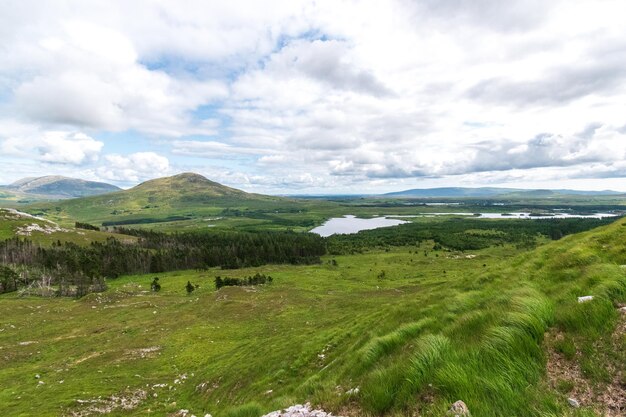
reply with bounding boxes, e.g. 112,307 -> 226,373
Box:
391,212 -> 618,219
310,215 -> 408,237
310,212 -> 619,236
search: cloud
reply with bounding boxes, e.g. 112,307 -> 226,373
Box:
172,140 -> 271,158
8,20 -> 228,136
414,0 -> 556,33
96,152 -> 171,183
1,131 -> 103,165
466,60 -> 626,106
2,0 -> 626,192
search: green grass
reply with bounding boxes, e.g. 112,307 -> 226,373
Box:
0,208 -> 136,246
1,218 -> 626,416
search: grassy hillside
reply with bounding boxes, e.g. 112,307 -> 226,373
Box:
25,173 -> 339,231
0,189 -> 60,206
0,208 -> 135,246
1,219 -> 624,416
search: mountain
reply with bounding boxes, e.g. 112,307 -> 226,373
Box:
4,175 -> 120,198
30,172 -> 301,227
129,172 -> 249,198
384,187 -> 518,198
384,187 -> 622,198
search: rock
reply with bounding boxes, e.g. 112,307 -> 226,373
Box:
567,398 -> 580,408
447,400 -> 470,416
261,402 -> 343,417
577,295 -> 593,303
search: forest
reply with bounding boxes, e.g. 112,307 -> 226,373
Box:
0,229 -> 324,295
325,217 -> 618,253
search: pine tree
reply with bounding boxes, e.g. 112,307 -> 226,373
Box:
185,280 -> 195,294
151,277 -> 161,292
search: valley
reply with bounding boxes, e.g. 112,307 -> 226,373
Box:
0,174 -> 625,416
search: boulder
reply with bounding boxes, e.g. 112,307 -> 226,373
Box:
447,400 -> 471,416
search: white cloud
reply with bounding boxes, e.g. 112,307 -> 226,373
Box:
7,19 -> 228,136
96,152 -> 171,183
2,0 -> 626,192
1,130 -> 103,165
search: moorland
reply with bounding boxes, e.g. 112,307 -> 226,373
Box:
1,173 -> 625,417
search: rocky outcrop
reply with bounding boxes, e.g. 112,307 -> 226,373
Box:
447,400 -> 471,416
261,403 -> 343,417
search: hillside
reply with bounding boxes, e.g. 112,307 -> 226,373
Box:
3,175 -> 120,198
0,217 -> 624,416
0,208 -> 135,245
26,173 -> 330,231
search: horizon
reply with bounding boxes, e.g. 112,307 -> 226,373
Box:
1,1 -> 626,194
3,172 -> 626,195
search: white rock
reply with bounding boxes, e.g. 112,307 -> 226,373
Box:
577,295 -> 593,303
568,398 -> 580,408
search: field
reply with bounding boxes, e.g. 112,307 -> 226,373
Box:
1,216 -> 625,416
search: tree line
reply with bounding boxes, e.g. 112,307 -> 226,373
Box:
0,229 -> 324,295
326,217 -> 619,254
215,272 -> 273,289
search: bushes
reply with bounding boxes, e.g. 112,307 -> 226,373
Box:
215,273 -> 273,289
75,222 -> 100,231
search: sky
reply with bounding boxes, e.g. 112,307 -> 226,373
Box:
1,0 -> 626,194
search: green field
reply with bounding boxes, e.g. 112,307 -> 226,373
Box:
1,217 -> 625,416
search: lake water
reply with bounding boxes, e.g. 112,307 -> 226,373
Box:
392,212 -> 618,219
310,215 -> 408,237
310,212 -> 619,236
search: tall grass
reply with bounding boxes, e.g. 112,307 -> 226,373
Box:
359,318 -> 434,367
224,402 -> 263,417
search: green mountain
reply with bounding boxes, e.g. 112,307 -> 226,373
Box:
3,175 -> 120,198
28,172 -> 312,229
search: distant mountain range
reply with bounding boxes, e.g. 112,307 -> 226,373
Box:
384,187 -> 623,198
3,173 -> 624,205
1,176 -> 120,199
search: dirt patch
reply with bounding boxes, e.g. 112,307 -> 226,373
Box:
73,351 -> 103,366
123,346 -> 161,360
544,312 -> 626,416
67,388 -> 147,416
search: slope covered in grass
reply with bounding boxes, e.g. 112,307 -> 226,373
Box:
0,208 -> 135,246
0,219 -> 625,416
25,173 -> 337,231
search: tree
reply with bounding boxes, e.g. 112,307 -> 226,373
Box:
215,276 -> 223,290
150,277 -> 161,292
0,265 -> 19,293
185,280 -> 195,294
